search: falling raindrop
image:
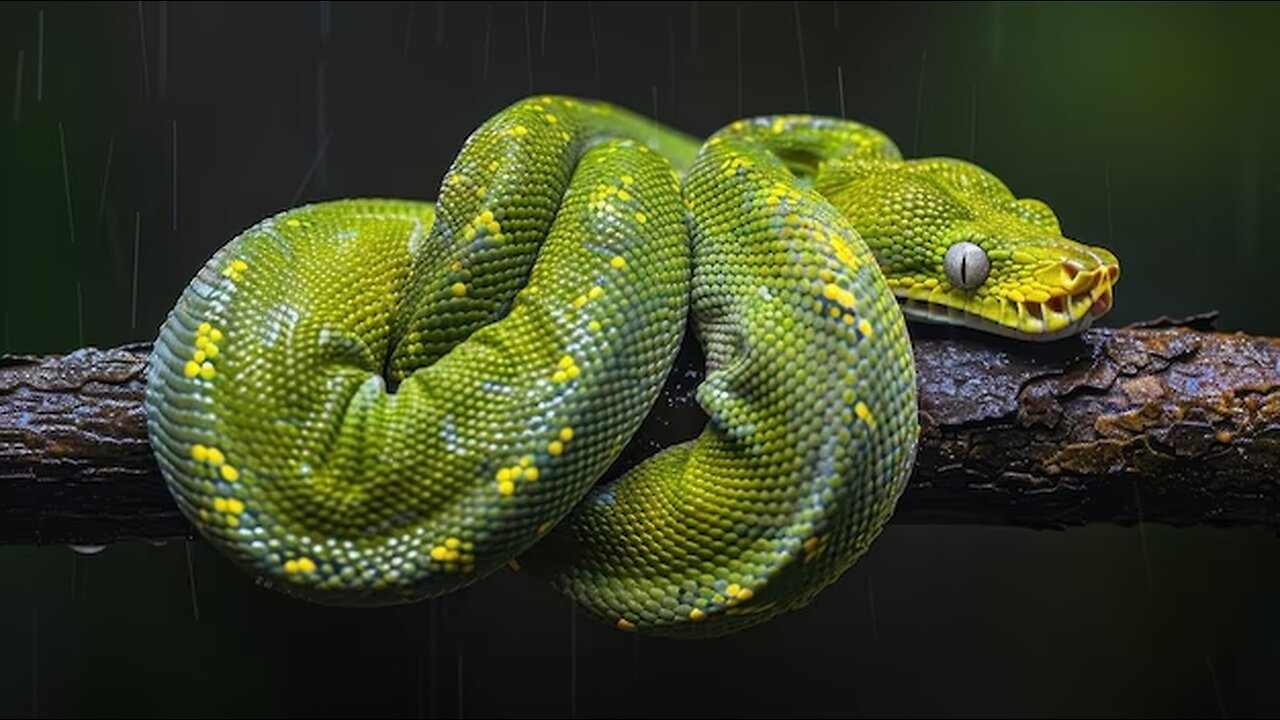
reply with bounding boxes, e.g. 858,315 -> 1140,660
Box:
403,1 -> 415,59
12,49 -> 24,122
436,1 -> 444,45
989,0 -> 1004,67
833,0 -> 839,27
131,211 -> 141,330
792,1 -> 809,112
58,122 -> 75,245
136,1 -> 151,99
1206,653 -> 1226,717
319,1 -> 330,41
483,2 -> 492,80
836,65 -> 846,119
70,544 -> 106,555
291,132 -> 333,206
37,9 -> 43,102
98,130 -> 115,220
540,0 -> 548,57
913,47 -> 927,155
185,539 -> 200,622
524,1 -> 534,92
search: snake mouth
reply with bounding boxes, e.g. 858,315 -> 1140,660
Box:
896,263 -> 1119,341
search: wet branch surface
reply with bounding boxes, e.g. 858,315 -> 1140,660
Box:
2,319 -> 1278,546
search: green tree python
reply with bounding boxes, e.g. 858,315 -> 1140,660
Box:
144,96 -> 1120,638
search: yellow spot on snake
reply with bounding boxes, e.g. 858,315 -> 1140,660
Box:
193,350 -> 206,363
207,447 -> 225,466
610,256 -> 626,269
689,608 -> 707,621
213,497 -> 228,512
196,336 -> 209,349
509,125 -> 529,137
498,480 -> 515,496
226,515 -> 240,527
524,467 -> 540,481
726,583 -> 741,597
431,546 -> 448,561
475,187 -> 487,198
205,344 -> 220,359
588,286 -> 604,300
618,189 -> 632,202
209,328 -> 224,343
566,365 -> 580,379
859,319 -> 874,337
446,537 -> 461,549
616,618 -> 636,631
842,313 -> 855,325
220,465 -> 240,482
190,444 -> 208,462
856,402 -> 875,426
496,467 -> 514,483
553,370 -> 568,384
451,282 -> 467,297
198,322 -> 211,336
559,355 -> 574,370
544,113 -> 558,123
634,212 -> 647,223
225,498 -> 245,514
620,175 -> 634,186
183,361 -> 200,378
548,440 -> 564,456
737,588 -> 754,601
588,320 -> 602,332
199,362 -> 216,380
573,294 -> 588,308
559,427 -> 575,442
822,282 -> 856,309
286,219 -> 301,227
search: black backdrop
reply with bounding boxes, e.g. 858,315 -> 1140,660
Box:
2,2 -> 1279,717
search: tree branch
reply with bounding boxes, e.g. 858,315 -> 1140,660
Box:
2,321 -> 1277,546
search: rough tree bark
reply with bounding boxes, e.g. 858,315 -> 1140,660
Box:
1,318 -> 1277,546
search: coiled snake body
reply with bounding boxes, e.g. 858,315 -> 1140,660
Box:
145,96 -> 1119,637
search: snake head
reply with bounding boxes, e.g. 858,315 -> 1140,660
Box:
816,156 -> 1121,341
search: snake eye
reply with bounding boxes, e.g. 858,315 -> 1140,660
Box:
943,241 -> 990,290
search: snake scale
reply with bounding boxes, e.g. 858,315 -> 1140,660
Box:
144,96 -> 1120,638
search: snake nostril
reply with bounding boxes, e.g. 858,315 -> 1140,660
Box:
1062,262 -> 1080,280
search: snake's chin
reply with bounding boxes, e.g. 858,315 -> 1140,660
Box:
897,296 -> 1102,342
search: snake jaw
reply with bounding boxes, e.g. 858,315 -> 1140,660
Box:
894,259 -> 1120,341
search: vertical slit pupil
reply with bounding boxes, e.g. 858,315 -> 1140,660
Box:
960,253 -> 968,286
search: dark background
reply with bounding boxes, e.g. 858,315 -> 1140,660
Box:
2,1 -> 1279,717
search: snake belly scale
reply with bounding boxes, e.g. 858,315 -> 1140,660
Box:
145,95 -> 1118,638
